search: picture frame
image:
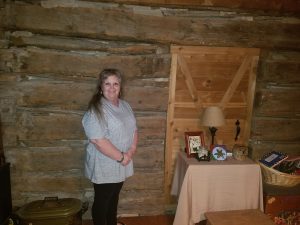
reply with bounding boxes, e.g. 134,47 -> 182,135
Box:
184,131 -> 205,158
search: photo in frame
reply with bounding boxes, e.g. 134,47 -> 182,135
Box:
184,131 -> 205,158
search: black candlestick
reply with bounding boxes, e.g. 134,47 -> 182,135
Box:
209,126 -> 218,146
235,120 -> 240,141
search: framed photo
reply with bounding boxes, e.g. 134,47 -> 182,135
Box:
184,131 -> 205,158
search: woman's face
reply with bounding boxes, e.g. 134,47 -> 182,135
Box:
101,75 -> 121,104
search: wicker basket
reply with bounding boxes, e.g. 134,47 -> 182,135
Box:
259,162 -> 300,187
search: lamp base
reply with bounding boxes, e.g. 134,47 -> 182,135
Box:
209,126 -> 218,147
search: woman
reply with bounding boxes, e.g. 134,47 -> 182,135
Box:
82,68 -> 138,225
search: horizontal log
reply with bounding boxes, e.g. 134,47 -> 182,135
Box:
0,39 -> 9,48
0,72 -> 20,82
13,79 -> 168,111
123,169 -> 164,190
3,47 -> 170,78
137,136 -> 166,149
137,114 -> 166,144
36,141 -> 165,172
5,3 -> 300,49
4,113 -> 166,150
134,145 -> 164,169
0,49 -> 15,72
14,109 -> 166,142
261,49 -> 300,63
254,88 -> 300,118
16,80 -> 93,111
11,172 -> 84,193
1,125 -> 18,147
249,142 -> 300,160
8,148 -> 164,190
0,72 -> 168,87
0,96 -> 16,123
6,146 -> 84,172
119,190 -> 165,215
10,31 -> 169,54
81,0 -> 300,13
251,118 -> 300,142
10,171 -> 163,206
259,50 -> 300,85
0,72 -> 169,112
15,109 -> 85,141
124,86 -> 168,111
17,81 -> 168,111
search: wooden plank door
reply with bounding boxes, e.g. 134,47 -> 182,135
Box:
165,45 -> 260,202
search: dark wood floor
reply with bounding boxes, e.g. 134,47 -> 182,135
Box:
83,215 -> 206,225
83,215 -> 174,225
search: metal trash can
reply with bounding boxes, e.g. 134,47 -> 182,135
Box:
15,197 -> 88,225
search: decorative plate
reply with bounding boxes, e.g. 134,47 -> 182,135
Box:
212,145 -> 227,160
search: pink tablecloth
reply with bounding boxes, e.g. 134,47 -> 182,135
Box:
171,151 -> 264,225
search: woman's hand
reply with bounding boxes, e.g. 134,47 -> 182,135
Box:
127,147 -> 136,158
126,130 -> 138,159
121,152 -> 131,166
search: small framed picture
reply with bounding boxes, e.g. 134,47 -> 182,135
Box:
184,131 -> 205,158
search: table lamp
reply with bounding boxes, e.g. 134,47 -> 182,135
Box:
201,106 -> 225,147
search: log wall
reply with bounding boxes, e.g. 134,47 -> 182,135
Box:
0,0 -> 299,217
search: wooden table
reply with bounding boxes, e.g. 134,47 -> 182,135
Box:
171,151 -> 264,225
205,209 -> 275,225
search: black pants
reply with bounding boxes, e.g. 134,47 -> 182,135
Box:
92,182 -> 124,225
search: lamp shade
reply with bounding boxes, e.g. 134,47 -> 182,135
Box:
201,106 -> 225,127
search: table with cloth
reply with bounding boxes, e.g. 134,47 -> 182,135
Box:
171,151 -> 264,225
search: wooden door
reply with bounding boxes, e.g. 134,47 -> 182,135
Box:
165,45 -> 260,201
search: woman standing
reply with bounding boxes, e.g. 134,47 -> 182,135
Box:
82,68 -> 138,225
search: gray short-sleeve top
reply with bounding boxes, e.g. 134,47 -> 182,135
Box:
82,97 -> 137,184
